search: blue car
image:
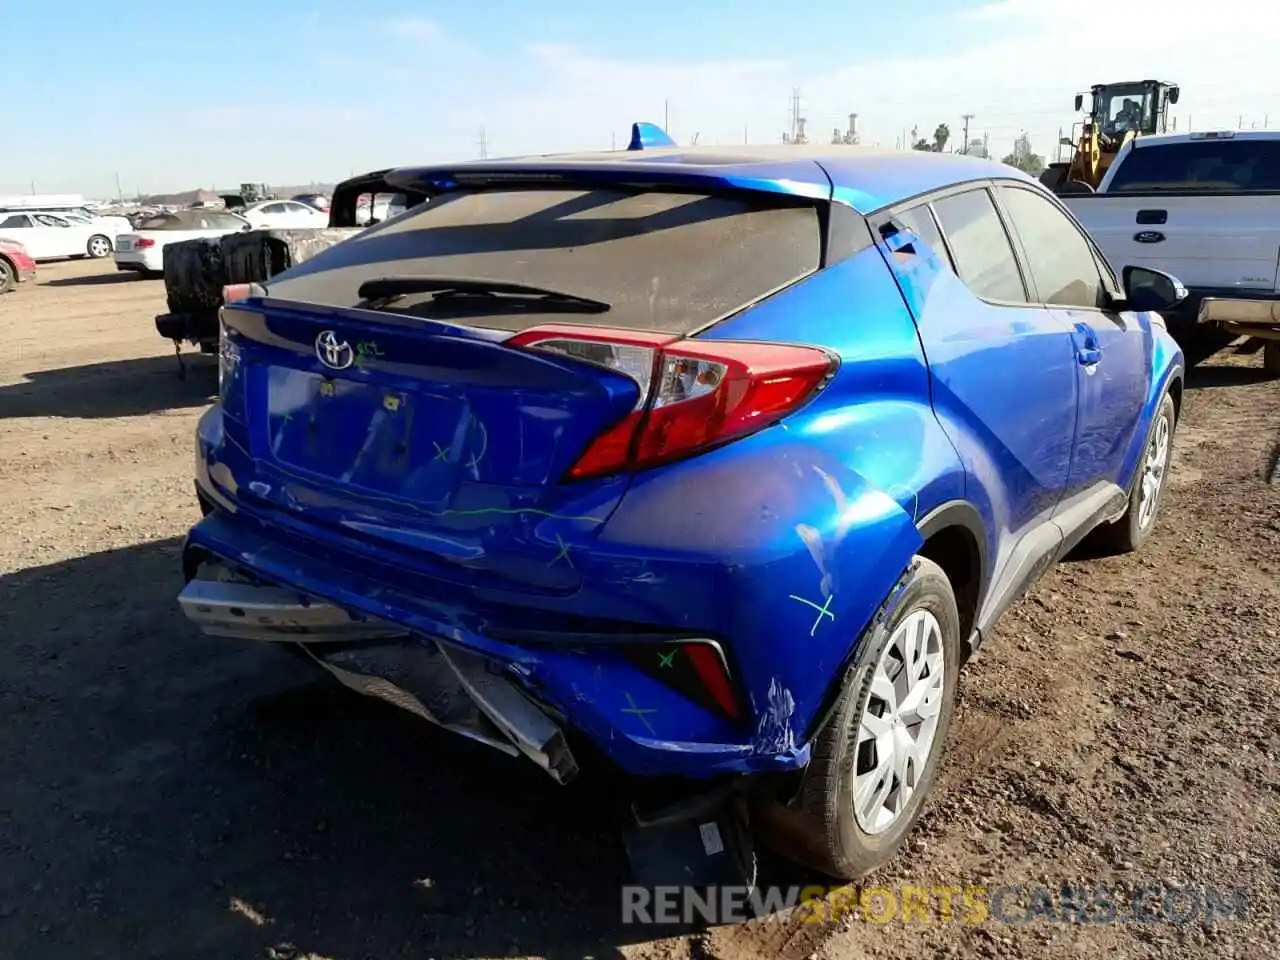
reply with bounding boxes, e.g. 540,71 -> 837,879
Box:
178,126 -> 1186,881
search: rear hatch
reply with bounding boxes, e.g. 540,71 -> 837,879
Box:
1093,134 -> 1280,292
215,181 -> 826,594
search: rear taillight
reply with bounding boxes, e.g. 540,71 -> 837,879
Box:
506,324 -> 834,479
222,282 -> 267,304
134,237 -> 155,248
620,639 -> 744,722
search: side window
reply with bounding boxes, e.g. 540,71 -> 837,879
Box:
261,203 -> 285,215
880,203 -> 950,266
0,215 -> 31,229
997,186 -> 1105,309
931,189 -> 1028,304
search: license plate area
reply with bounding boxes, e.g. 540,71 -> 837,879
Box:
262,368 -> 468,500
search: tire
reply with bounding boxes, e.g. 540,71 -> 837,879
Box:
0,257 -> 14,294
793,556 -> 961,881
1264,341 -> 1280,377
1094,390 -> 1177,553
86,235 -> 112,258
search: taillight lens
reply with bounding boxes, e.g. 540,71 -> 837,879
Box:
222,282 -> 267,304
619,639 -> 744,723
507,324 -> 834,479
134,237 -> 155,248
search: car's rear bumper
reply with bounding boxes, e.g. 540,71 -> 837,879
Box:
114,249 -> 161,272
181,503 -> 812,780
177,566 -> 580,784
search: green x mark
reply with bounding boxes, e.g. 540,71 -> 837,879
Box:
621,692 -> 658,734
432,442 -> 450,462
547,534 -> 574,569
657,650 -> 676,669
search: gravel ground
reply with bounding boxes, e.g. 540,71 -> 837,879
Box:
1,258 -> 1277,960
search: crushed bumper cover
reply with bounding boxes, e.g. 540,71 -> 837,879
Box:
178,563 -> 579,785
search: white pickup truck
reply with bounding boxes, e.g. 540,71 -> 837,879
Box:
1062,129 -> 1280,374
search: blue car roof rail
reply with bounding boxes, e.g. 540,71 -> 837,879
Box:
627,122 -> 677,151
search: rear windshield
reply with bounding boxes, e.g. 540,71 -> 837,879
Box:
1109,139 -> 1280,192
139,212 -> 245,231
266,186 -> 822,334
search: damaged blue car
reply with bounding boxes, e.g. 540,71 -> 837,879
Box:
177,124 -> 1186,882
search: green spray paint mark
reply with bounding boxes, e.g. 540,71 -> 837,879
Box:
622,692 -> 658,735
789,594 -> 835,636
354,341 -> 385,368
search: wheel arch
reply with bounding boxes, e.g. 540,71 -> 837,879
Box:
915,499 -> 988,652
800,499 -> 989,745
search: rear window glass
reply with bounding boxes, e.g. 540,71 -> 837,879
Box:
931,189 -> 1028,304
267,187 -> 823,333
1109,139 -> 1280,192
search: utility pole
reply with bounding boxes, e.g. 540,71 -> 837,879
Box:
664,99 -> 669,132
744,125 -> 748,144
961,113 -> 974,155
611,132 -> 616,151
115,172 -> 124,205
478,127 -> 488,159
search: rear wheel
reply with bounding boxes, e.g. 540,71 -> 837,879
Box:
86,235 -> 111,258
0,258 -> 14,293
791,557 -> 961,880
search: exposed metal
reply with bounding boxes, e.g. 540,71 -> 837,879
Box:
177,563 -> 579,785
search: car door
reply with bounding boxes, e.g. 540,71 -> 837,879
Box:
280,201 -> 318,226
33,214 -> 85,258
256,203 -> 290,228
993,183 -> 1149,494
0,214 -> 45,257
876,186 -> 1081,556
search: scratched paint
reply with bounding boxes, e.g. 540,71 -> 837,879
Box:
754,678 -> 797,754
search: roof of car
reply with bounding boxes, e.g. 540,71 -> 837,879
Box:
387,144 -> 1035,214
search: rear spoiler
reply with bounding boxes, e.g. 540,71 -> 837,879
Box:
328,168 -> 434,228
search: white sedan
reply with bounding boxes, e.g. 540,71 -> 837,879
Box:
0,211 -> 117,260
238,199 -> 329,230
114,209 -> 251,277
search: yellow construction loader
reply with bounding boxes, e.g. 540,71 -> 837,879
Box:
1040,80 -> 1180,194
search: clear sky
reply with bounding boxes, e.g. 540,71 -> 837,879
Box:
3,0 -> 1277,197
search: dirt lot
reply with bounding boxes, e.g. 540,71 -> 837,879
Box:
1,257 -> 1277,960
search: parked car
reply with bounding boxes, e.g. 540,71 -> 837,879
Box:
0,211 -> 116,260
238,199 -> 329,230
114,209 -> 250,277
0,238 -> 36,292
174,140 -> 1186,882
12,207 -> 135,242
1062,129 -> 1280,374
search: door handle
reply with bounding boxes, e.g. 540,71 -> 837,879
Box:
1073,320 -> 1101,366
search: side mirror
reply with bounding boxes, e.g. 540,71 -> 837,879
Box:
1074,94 -> 1084,111
1122,266 -> 1187,312
1168,86 -> 1180,105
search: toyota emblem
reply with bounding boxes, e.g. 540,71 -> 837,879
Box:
315,330 -> 355,370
